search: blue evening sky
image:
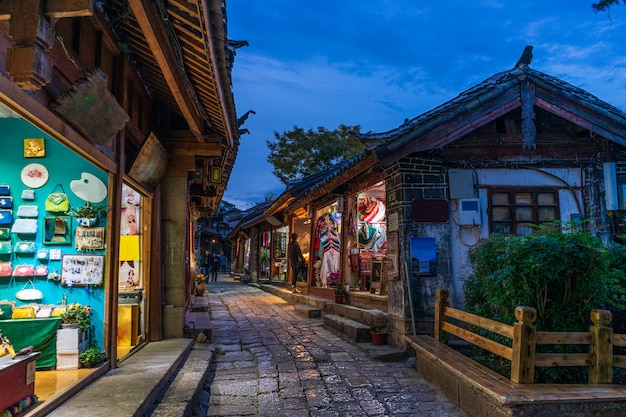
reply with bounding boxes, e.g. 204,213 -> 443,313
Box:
222,1 -> 626,209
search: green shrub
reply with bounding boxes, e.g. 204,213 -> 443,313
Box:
463,225 -> 626,383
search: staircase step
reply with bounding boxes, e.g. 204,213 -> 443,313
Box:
294,304 -> 321,318
323,313 -> 371,342
185,311 -> 211,339
151,343 -> 214,416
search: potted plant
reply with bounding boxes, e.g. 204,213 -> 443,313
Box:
68,202 -> 107,227
195,273 -> 207,296
334,285 -> 346,304
59,303 -> 91,333
79,346 -> 104,368
370,327 -> 386,345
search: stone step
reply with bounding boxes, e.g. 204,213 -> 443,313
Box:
185,311 -> 211,339
294,304 -> 321,318
323,313 -> 372,343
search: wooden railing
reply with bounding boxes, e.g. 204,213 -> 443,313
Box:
435,289 -> 626,384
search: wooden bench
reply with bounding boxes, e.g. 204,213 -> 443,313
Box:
406,335 -> 626,417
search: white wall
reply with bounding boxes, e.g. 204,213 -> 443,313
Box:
449,168 -> 584,306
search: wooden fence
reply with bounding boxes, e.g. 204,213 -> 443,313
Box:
435,289 -> 626,384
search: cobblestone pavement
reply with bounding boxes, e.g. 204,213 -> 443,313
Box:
196,279 -> 470,417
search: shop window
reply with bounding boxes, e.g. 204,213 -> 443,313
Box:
489,189 -> 559,235
118,183 -> 143,359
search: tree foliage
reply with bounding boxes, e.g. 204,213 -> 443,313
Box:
266,124 -> 364,184
592,0 -> 626,12
464,227 -> 626,332
463,226 -> 626,382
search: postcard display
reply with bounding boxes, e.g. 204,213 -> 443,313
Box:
0,123 -> 109,366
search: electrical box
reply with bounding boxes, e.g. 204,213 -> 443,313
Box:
459,198 -> 481,226
449,169 -> 476,199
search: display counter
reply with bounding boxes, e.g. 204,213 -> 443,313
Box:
0,352 -> 40,412
0,318 -> 60,368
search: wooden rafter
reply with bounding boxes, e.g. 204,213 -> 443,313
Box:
128,0 -> 206,141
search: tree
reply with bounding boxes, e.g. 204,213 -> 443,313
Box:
266,124 -> 364,184
592,0 -> 626,12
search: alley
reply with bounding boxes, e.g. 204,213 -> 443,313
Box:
196,277 -> 470,417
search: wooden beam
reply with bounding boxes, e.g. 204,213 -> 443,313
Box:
0,0 -> 94,20
128,0 -> 206,140
46,0 -> 94,18
167,141 -> 221,157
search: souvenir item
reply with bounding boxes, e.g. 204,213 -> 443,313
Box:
0,300 -> 14,319
11,218 -> 38,234
20,163 -> 49,188
14,241 -> 36,254
35,265 -> 48,276
46,183 -> 70,212
0,228 -> 9,240
36,306 -> 52,318
21,189 -> 35,200
0,197 -> 12,209
0,241 -> 12,255
36,248 -> 49,260
12,264 -> 35,277
51,305 -> 65,316
12,306 -> 36,319
17,205 -> 38,218
0,210 -> 12,225
0,185 -> 9,195
0,262 -> 12,277
70,172 -> 108,203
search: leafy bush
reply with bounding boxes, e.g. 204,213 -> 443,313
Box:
463,226 -> 626,383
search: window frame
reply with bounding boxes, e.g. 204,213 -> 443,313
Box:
488,188 -> 560,235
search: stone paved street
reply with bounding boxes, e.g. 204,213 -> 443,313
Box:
196,278 -> 470,417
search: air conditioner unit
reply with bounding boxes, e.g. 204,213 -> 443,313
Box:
459,198 -> 481,226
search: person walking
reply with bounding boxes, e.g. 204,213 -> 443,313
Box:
201,249 -> 211,276
211,253 -> 220,282
288,233 -> 305,293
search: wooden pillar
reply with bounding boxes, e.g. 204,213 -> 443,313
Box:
589,309 -> 613,384
510,306 -> 536,384
434,289 -> 449,341
6,0 -> 53,90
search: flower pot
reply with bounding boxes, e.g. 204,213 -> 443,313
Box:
370,330 -> 386,345
334,295 -> 344,304
77,217 -> 97,227
195,281 -> 207,296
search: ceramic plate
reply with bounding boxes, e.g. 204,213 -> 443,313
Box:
20,163 -> 49,188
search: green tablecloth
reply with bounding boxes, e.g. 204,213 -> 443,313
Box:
0,317 -> 61,368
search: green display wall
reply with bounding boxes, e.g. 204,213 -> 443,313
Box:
0,118 -> 107,350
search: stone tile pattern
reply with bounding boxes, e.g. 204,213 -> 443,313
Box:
197,282 -> 470,417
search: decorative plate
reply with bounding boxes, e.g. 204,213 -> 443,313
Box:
20,163 -> 49,188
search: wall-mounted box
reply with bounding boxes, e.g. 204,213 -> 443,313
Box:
459,198 -> 481,226
449,169 -> 476,199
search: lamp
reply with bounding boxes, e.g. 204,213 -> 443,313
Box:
210,166 -> 221,184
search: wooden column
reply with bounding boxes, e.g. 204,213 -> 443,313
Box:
589,309 -> 613,384
6,0 -> 53,89
510,306 -> 536,384
434,289 -> 449,341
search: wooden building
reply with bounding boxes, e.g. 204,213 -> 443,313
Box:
0,0 -> 244,372
240,53 -> 626,348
